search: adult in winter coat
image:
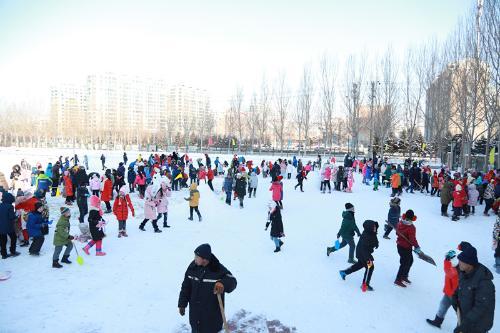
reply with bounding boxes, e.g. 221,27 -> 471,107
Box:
27,202 -> 46,255
266,201 -> 284,252
270,176 -> 284,208
52,207 -> 74,268
156,182 -> 171,228
178,244 -> 237,333
327,203 -> 360,263
339,220 -> 379,291
0,193 -> 19,259
426,249 -> 459,328
100,154 -> 106,170
83,195 -> 106,256
62,171 -> 74,205
390,168 -> 401,197
127,166 -> 136,193
51,162 -> 61,196
234,174 -> 247,208
248,171 -> 258,198
440,178 -> 454,217
35,171 -> 53,195
76,185 -> 89,223
395,209 -> 421,287
185,183 -> 202,221
383,197 -> 401,239
139,185 -> 161,232
451,243 -> 495,333
113,186 -> 135,237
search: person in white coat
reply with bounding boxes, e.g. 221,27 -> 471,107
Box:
286,161 -> 294,180
248,171 -> 258,198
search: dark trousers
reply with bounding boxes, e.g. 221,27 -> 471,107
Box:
274,200 -> 283,209
441,204 -> 449,215
118,220 -> 126,231
104,201 -> 111,211
190,206 -> 201,219
322,180 -> 331,192
396,246 -> 413,280
128,183 -> 134,193
383,224 -> 395,238
248,187 -> 256,198
92,190 -> 100,196
207,180 -> 214,191
452,206 -> 462,218
139,184 -> 146,196
345,259 -> 374,285
295,180 -> 303,191
431,187 -> 438,196
78,204 -> 88,223
338,238 -> 356,260
29,235 -> 45,254
0,232 -> 17,256
287,173 -> 291,179
225,191 -> 231,205
484,199 -> 494,214
157,213 -> 168,226
238,195 -> 244,208
140,218 -> 159,231
172,179 -> 179,191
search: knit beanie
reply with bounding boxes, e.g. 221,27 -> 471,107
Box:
194,243 -> 212,260
457,244 -> 478,266
345,203 -> 354,212
60,206 -> 70,215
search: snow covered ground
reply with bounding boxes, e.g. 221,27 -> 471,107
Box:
0,148 -> 498,333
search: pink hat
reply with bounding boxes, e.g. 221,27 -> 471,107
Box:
119,186 -> 127,195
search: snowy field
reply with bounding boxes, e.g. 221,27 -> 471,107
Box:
0,147 -> 498,333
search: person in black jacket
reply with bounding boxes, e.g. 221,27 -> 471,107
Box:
76,185 -> 89,223
178,244 -> 237,333
234,173 -> 247,208
127,166 -> 136,193
51,161 -> 61,196
266,201 -> 285,252
451,242 -> 495,333
339,220 -> 379,291
383,197 -> 401,239
82,195 -> 106,256
0,192 -> 20,259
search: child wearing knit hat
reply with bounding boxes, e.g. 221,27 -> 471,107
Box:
52,207 -> 74,268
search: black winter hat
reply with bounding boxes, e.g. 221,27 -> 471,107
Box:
345,203 -> 354,210
194,243 -> 212,260
34,202 -> 43,210
404,209 -> 416,221
457,244 -> 478,266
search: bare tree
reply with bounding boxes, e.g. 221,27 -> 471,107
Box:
293,94 -> 304,155
319,56 -> 337,153
272,72 -> 291,153
230,87 -> 244,152
342,55 -> 365,155
257,76 -> 270,152
246,92 -> 259,150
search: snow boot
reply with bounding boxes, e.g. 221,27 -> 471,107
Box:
383,235 -> 391,240
1,254 -> 11,259
61,255 -> 72,264
361,284 -> 374,291
118,232 -> 122,238
139,225 -> 145,231
274,247 -> 281,253
163,222 -> 170,228
122,231 -> 128,237
20,240 -> 29,247
279,240 -> 284,247
426,315 -> 444,328
198,216 -> 202,222
10,251 -> 20,257
96,251 -> 106,256
188,217 -> 194,221
339,270 -> 347,280
82,246 -> 90,255
402,277 -> 412,284
394,279 -> 406,288
154,229 -> 162,233
52,260 -> 63,268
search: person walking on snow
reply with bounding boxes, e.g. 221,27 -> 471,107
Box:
248,170 -> 258,198
327,203 -> 361,264
426,249 -> 459,328
156,181 -> 171,228
83,195 -> 106,256
339,220 -> 379,291
52,207 -> 74,268
139,185 -> 161,232
113,186 -> 135,237
185,183 -> 202,222
265,201 -> 285,252
383,197 -> 401,239
270,176 -> 284,209
178,244 -> 237,333
394,209 -> 422,287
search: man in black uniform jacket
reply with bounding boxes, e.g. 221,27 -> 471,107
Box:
178,244 -> 237,333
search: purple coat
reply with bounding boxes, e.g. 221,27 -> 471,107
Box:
156,187 -> 171,214
143,185 -> 158,220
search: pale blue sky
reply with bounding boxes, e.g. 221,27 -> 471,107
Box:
0,0 -> 472,111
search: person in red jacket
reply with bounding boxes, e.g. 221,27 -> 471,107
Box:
452,184 -> 466,221
112,186 -> 135,238
426,249 -> 459,328
395,209 -> 421,287
101,175 -> 113,213
63,171 -> 74,205
207,168 -> 215,192
15,192 -> 38,247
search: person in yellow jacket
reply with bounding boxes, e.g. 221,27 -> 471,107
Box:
185,183 -> 202,221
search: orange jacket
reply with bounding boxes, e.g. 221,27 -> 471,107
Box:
443,260 -> 459,297
391,173 -> 401,189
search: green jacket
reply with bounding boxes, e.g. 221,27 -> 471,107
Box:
337,211 -> 360,240
53,215 -> 71,246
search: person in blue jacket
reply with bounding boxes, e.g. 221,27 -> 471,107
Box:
383,197 -> 401,239
35,171 -> 53,196
222,172 -> 234,206
45,163 -> 53,179
27,202 -> 46,255
127,166 -> 136,193
0,192 -> 20,259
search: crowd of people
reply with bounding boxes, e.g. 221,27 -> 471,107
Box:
0,150 -> 499,333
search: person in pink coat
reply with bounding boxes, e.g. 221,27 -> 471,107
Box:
270,175 -> 284,209
198,166 -> 207,184
156,181 -> 172,228
322,164 -> 332,193
134,171 -> 147,199
89,174 -> 101,196
138,185 -> 161,233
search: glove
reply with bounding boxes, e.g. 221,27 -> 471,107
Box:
68,235 -> 75,240
265,222 -> 270,230
179,307 -> 185,316
414,247 -> 422,254
213,281 -> 224,294
47,220 -> 54,225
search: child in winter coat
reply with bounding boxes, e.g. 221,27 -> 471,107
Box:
185,183 -> 202,221
63,171 -> 74,205
426,250 -> 459,328
493,214 -> 500,274
265,201 -> 285,253
113,186 -> 135,237
83,195 -> 106,256
346,167 -> 353,192
286,162 -> 293,180
76,184 -> 89,223
248,171 -> 258,198
327,203 -> 361,264
322,164 -> 332,193
139,185 -> 161,232
373,168 -> 380,191
339,220 -> 379,291
0,192 -> 19,259
101,174 -> 113,213
467,184 -> 479,215
271,176 -> 284,208
383,197 -> 401,239
431,171 -> 439,196
395,209 -> 421,287
89,174 -> 101,196
156,181 -> 171,228
484,180 -> 495,216
127,166 -> 136,193
27,202 -> 46,255
234,173 -> 247,208
206,168 -> 215,192
390,168 -> 401,197
452,184 -> 466,221
52,207 -> 74,268
222,173 -> 233,206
